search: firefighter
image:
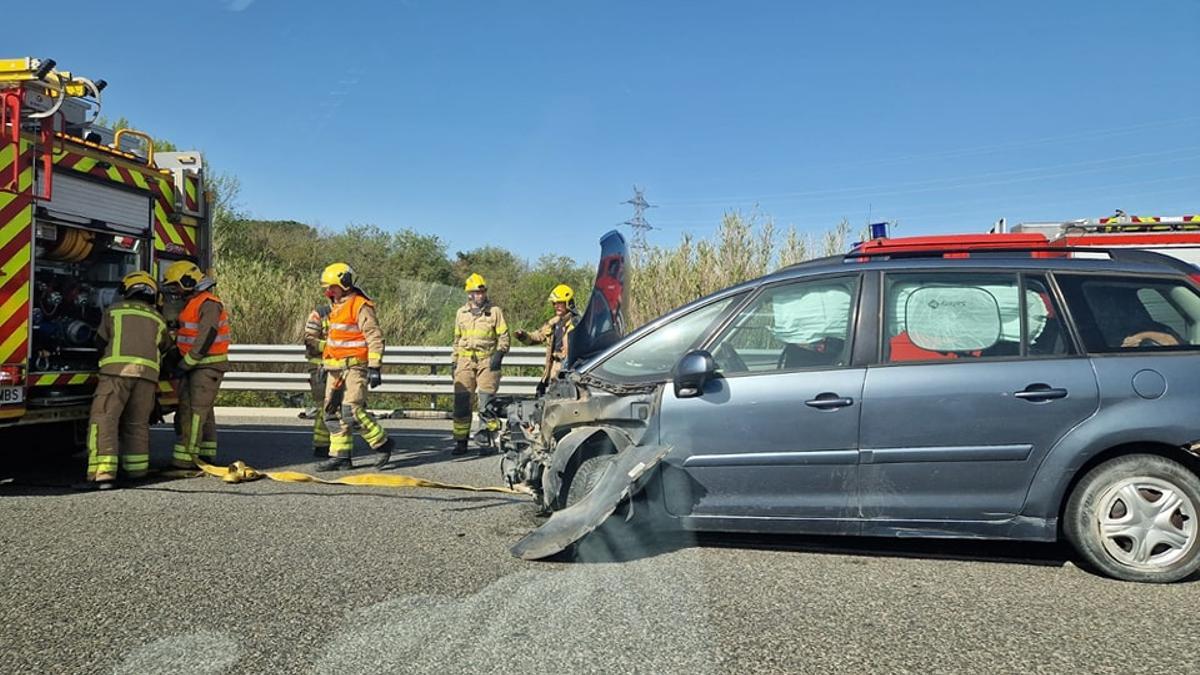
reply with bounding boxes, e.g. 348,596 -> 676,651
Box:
515,283 -> 578,396
316,263 -> 393,472
162,260 -> 230,468
78,272 -> 172,489
303,302 -> 342,457
451,273 -> 510,455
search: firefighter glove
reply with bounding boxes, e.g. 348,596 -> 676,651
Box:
515,329 -> 529,342
368,367 -> 383,389
489,351 -> 504,371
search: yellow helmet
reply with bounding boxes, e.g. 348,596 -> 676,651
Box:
163,260 -> 204,290
321,262 -> 355,290
548,284 -> 574,304
464,273 -> 487,293
120,270 -> 157,297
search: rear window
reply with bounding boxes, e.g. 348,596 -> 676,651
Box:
1056,274 -> 1200,353
883,272 -> 1070,362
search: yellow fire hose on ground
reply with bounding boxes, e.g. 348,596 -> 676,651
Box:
162,459 -> 528,495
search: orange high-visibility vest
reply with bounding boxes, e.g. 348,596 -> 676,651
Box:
177,291 -> 230,360
324,294 -> 372,366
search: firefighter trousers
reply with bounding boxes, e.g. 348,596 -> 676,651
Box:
86,375 -> 157,481
309,367 -> 343,452
452,355 -> 501,441
174,367 -> 224,467
325,366 -> 388,458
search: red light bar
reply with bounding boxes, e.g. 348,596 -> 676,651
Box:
854,233 -> 1051,256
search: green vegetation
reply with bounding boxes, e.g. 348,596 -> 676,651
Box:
206,185 -> 854,408
211,179 -> 856,347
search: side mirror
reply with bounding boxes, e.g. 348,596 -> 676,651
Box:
673,349 -> 716,399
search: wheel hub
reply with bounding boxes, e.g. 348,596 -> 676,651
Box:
1096,476 -> 1197,571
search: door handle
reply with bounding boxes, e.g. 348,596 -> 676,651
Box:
805,393 -> 854,409
1014,384 -> 1068,401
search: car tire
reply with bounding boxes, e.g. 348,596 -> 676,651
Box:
1064,453 -> 1200,583
563,454 -> 615,509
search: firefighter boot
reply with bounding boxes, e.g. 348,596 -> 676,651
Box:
372,437 -> 394,469
317,457 -> 352,472
452,439 -> 469,455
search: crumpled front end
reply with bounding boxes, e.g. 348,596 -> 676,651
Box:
498,374 -> 661,513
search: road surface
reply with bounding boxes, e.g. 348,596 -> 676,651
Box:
1,412 -> 1197,673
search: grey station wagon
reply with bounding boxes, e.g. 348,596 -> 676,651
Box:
502,231 -> 1200,583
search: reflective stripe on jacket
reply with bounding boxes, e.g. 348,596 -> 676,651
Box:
452,303 -> 510,358
304,304 -> 331,366
521,312 -> 576,380
97,299 -> 169,382
177,291 -> 231,368
323,293 -> 384,369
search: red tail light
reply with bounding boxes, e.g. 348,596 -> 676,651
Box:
1189,273 -> 1200,289
0,364 -> 24,386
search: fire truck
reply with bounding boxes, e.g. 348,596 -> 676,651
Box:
993,213 -> 1200,267
0,57 -> 209,441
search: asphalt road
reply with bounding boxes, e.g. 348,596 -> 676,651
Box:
2,413 -> 1199,674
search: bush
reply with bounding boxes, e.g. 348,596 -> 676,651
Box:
628,212 -> 854,326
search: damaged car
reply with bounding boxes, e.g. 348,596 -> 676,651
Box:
503,231 -> 1200,583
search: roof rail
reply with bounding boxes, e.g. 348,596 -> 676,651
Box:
844,235 -> 1127,262
852,233 -> 1049,256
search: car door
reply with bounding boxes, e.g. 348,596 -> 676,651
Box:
858,271 -> 1099,522
658,274 -> 865,529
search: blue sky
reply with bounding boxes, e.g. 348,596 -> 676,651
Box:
10,1 -> 1199,264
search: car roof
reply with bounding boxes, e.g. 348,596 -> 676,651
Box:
763,244 -> 1196,284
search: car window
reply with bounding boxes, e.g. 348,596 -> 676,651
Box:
1056,274 -> 1200,353
884,272 -> 1046,362
1024,275 -> 1072,357
592,294 -> 742,381
708,276 -> 857,374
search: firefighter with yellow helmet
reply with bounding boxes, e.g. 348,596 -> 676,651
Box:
162,260 -> 230,468
302,300 -> 341,457
76,271 -> 172,489
316,262 -> 393,471
515,283 -> 578,396
451,273 -> 510,455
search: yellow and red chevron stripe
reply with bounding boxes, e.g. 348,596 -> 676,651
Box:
0,140 -> 34,366
1098,215 -> 1165,225
30,372 -> 97,387
184,174 -> 200,212
50,140 -> 198,258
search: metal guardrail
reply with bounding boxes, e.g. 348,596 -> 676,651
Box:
223,345 -> 545,396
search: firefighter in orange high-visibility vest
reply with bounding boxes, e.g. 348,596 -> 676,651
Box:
316,263 -> 393,472
162,260 -> 230,468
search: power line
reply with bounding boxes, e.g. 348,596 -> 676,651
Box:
621,185 -> 657,252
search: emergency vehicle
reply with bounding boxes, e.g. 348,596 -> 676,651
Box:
993,213 -> 1200,267
0,57 -> 209,439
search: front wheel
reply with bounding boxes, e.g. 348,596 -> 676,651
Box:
1064,454 -> 1200,583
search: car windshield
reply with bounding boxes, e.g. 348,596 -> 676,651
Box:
592,295 -> 740,381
